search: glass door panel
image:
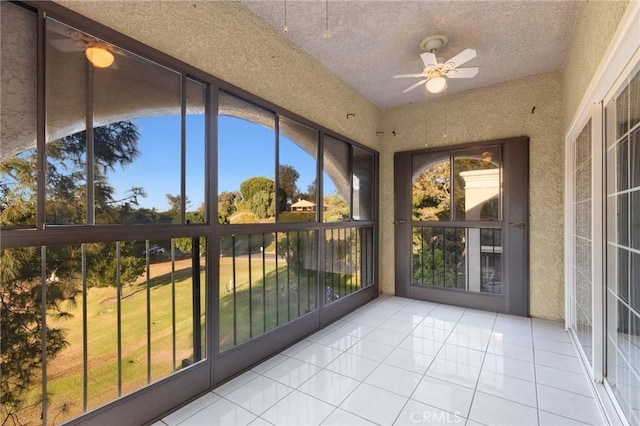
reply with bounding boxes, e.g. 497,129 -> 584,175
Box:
605,66 -> 640,425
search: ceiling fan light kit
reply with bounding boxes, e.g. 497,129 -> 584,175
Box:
425,76 -> 447,93
85,46 -> 114,68
395,34 -> 478,94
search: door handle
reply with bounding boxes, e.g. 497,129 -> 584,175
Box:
394,220 -> 406,225
510,221 -> 526,229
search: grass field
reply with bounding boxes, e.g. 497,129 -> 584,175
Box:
14,253 -> 361,425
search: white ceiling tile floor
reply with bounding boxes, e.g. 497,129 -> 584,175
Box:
160,296 -> 604,426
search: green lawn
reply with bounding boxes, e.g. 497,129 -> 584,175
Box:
16,255 -> 361,424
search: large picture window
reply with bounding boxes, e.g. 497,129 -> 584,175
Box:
0,3 -> 378,424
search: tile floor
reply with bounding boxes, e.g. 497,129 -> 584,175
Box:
155,297 -> 603,426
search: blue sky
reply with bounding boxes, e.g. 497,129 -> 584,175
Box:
106,115 -> 328,211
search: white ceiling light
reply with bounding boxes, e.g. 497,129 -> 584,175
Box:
394,35 -> 478,94
85,46 -> 114,68
425,76 -> 447,93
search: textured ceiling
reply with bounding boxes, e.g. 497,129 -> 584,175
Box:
240,0 -> 581,109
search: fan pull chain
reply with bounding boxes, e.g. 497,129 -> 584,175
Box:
443,88 -> 448,139
424,91 -> 429,147
283,0 -> 288,34
323,0 -> 332,38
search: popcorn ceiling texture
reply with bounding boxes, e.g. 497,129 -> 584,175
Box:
563,0 -> 629,132
54,0 -> 381,151
380,73 -> 565,319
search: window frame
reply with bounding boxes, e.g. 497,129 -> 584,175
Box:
2,2 -> 379,425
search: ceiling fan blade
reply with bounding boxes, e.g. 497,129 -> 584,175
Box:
420,51 -> 438,67
446,48 -> 476,68
448,67 -> 479,78
393,73 -> 425,79
402,79 -> 428,93
49,39 -> 83,52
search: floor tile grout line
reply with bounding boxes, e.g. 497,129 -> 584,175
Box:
538,408 -> 598,426
462,310 -> 497,424
170,298 -> 586,426
321,298 -> 415,425
391,304 -> 467,425
347,299 -> 440,425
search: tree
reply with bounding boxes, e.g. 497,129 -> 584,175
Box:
166,193 -> 192,224
323,193 -> 349,222
239,177 -> 277,219
1,246 -> 79,425
85,242 -> 145,289
278,164 -> 299,203
412,227 -> 465,288
217,191 -> 239,224
305,179 -> 317,202
240,176 -> 273,202
0,122 -> 142,422
412,161 -> 450,221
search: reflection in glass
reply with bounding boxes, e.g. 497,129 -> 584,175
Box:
412,153 -> 450,221
324,227 -> 373,304
480,228 -> 502,294
453,146 -> 501,221
185,79 -> 206,224
631,70 -> 640,130
617,85 -> 629,139
631,129 -> 639,189
45,19 -> 88,225
323,136 -> 350,222
278,117 -> 318,222
1,2 -> 37,227
606,69 -> 640,425
353,148 -> 374,221
93,41 -> 181,224
218,92 -> 276,224
571,121 -> 593,365
219,231 -> 317,351
45,18 -> 189,225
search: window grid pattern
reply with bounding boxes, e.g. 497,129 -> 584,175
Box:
606,67 -> 640,424
571,119 -> 593,364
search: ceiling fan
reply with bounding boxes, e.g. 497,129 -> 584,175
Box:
48,24 -> 119,69
394,35 -> 478,94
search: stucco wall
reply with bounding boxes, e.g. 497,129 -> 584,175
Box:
50,1 -> 629,321
53,0 -> 381,151
380,73 -> 565,319
563,1 -> 629,131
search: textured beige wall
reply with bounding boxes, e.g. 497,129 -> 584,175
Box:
51,1 -> 627,320
380,73 -> 565,319
53,0 -> 381,151
563,1 -> 629,131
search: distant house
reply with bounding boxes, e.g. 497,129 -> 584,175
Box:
290,198 -> 316,212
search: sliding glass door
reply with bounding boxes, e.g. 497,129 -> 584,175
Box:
604,64 -> 640,424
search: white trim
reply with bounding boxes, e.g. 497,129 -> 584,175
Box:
566,0 -> 640,139
565,2 -> 640,424
570,328 -> 628,426
563,129 -> 573,331
591,101 -> 604,383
